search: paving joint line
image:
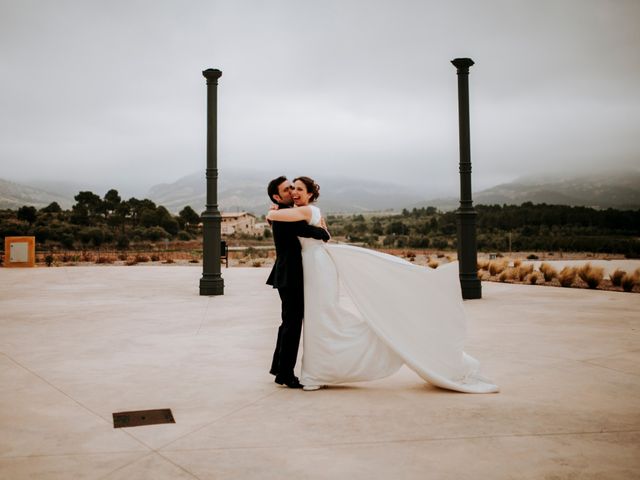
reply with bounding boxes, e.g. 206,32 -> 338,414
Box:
578,360 -> 640,378
160,428 -> 640,453
156,388 -> 284,451
195,296 -> 211,336
0,352 -> 153,453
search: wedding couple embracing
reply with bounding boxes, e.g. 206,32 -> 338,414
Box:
266,175 -> 499,394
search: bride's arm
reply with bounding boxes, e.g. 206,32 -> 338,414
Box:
266,206 -> 311,223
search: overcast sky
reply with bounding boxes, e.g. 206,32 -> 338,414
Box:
1,0 -> 639,197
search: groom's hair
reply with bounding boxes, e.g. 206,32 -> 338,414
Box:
267,176 -> 287,204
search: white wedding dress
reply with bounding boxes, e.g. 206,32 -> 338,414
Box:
299,205 -> 499,393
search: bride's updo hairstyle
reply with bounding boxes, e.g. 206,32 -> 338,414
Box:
293,176 -> 320,202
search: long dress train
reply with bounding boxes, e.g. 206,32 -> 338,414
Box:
299,205 -> 499,394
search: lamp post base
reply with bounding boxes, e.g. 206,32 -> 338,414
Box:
459,274 -> 482,300
199,275 -> 224,296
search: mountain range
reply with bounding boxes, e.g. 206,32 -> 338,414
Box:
2,168 -> 639,213
415,170 -> 640,211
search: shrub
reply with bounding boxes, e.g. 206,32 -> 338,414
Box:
150,254 -> 160,262
163,258 -> 175,264
125,258 -> 138,266
539,263 -> 558,282
610,269 -> 625,287
44,254 -> 54,267
116,235 -> 130,250
507,268 -> 520,281
488,260 -> 507,276
189,259 -> 199,263
498,271 -> 508,282
518,264 -> 534,281
404,251 -> 416,259
513,259 -> 522,268
527,254 -> 539,260
558,266 -> 577,287
477,260 -> 490,271
145,226 -> 170,241
135,254 -> 150,263
252,260 -> 263,267
427,259 -> 439,269
621,274 -> 636,292
529,272 -> 539,284
117,253 -> 127,261
95,256 -> 114,264
577,263 -> 604,289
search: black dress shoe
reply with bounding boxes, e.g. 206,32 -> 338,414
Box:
274,375 -> 303,389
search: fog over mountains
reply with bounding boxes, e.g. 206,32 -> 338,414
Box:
1,168 -> 639,214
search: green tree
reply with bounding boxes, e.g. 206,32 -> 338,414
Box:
179,206 -> 200,228
17,205 -> 37,225
385,221 -> 409,235
100,189 -> 121,218
70,204 -> 90,225
40,202 -> 62,213
74,191 -> 102,217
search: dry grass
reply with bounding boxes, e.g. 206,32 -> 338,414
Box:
95,257 -> 114,264
125,258 -> 138,266
163,258 -> 175,264
252,260 -> 263,267
621,274 -> 636,292
529,272 -> 540,284
498,271 -> 508,282
539,263 -> 558,282
517,264 -> 534,281
477,260 -> 490,271
577,263 -> 604,289
610,269 -> 626,286
558,266 -> 577,287
513,259 -> 522,268
488,260 -> 508,276
117,253 -> 127,261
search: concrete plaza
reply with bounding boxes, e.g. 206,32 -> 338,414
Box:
1,265 -> 639,479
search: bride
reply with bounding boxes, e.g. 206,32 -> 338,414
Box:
266,176 -> 499,394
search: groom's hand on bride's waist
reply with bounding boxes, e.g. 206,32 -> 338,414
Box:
320,217 -> 331,242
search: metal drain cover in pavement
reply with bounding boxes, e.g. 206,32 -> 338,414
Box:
112,408 -> 175,428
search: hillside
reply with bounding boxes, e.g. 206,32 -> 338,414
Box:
0,178 -> 72,210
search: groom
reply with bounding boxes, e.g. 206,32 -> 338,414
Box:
266,176 -> 330,388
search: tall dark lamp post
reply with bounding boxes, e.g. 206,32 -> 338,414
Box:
199,68 -> 224,296
451,58 -> 481,299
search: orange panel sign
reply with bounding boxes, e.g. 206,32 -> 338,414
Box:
3,236 -> 36,268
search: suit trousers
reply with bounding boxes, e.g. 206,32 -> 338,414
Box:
270,284 -> 304,379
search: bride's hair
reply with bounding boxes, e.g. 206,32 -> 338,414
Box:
293,176 -> 320,202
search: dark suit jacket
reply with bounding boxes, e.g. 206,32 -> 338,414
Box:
266,217 -> 330,289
